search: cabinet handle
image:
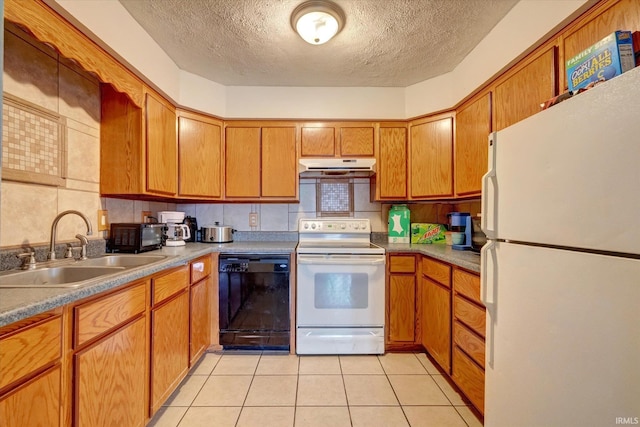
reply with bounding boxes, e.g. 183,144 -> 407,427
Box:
481,132 -> 498,239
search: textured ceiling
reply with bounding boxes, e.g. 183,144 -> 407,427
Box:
118,0 -> 519,87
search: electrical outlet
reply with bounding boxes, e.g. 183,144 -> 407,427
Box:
249,212 -> 258,227
141,210 -> 152,223
98,210 -> 109,231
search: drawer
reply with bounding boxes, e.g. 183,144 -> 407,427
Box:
454,295 -> 486,338
454,320 -> 485,368
153,265 -> 190,305
453,269 -> 481,305
0,316 -> 61,389
452,347 -> 485,414
191,255 -> 212,284
422,256 -> 451,288
389,255 -> 415,273
74,281 -> 147,347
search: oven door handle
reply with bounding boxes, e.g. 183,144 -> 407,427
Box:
297,255 -> 386,265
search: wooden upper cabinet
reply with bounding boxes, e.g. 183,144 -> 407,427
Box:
177,111 -> 223,199
494,47 -> 557,131
100,84 -> 144,195
301,123 -> 375,157
376,126 -> 407,200
261,127 -> 298,198
100,84 -> 177,197
225,127 -> 261,198
145,91 -> 177,195
455,93 -> 491,197
301,126 -> 335,157
340,127 -> 374,156
410,116 -> 454,199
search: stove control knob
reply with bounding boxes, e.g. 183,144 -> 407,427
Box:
311,223 -> 316,229
303,223 -> 309,229
354,223 -> 360,230
360,222 -> 367,230
340,224 -> 346,230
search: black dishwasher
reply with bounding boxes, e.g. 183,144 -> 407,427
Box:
218,254 -> 290,350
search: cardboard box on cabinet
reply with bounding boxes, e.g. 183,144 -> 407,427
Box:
566,31 -> 635,92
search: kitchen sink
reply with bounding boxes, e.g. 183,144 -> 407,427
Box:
0,254 -> 168,288
78,254 -> 167,268
0,266 -> 126,288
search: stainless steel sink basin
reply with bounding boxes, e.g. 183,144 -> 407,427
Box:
0,254 -> 168,288
79,254 -> 167,268
0,266 -> 125,288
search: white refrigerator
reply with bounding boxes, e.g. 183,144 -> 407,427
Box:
481,66 -> 640,427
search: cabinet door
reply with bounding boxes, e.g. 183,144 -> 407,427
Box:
225,127 -> 261,197
388,274 -> 416,342
494,47 -> 556,131
145,92 -> 177,195
75,317 -> 146,427
190,276 -> 212,365
151,292 -> 190,414
300,127 -> 335,157
178,114 -> 222,198
340,127 -> 374,156
378,127 -> 407,199
100,84 -> 144,195
410,117 -> 453,198
455,93 -> 490,196
421,277 -> 452,373
261,127 -> 297,198
0,365 -> 61,427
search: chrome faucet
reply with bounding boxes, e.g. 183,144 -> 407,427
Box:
48,210 -> 93,260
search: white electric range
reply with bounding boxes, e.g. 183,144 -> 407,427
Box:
296,218 -> 386,355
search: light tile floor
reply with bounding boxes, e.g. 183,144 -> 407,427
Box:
148,352 -> 484,427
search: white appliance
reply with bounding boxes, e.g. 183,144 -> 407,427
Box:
299,158 -> 376,177
158,211 -> 190,246
296,218 -> 386,355
481,67 -> 640,427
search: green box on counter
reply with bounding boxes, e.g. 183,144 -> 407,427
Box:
388,205 -> 410,243
566,30 -> 635,92
411,223 -> 447,244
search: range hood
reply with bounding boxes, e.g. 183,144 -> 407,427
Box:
299,158 -> 376,178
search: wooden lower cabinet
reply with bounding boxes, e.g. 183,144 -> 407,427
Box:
420,256 -> 452,373
189,255 -> 213,365
150,293 -> 189,414
75,317 -> 147,427
0,313 -> 62,427
421,277 -> 451,373
451,268 -> 486,415
0,365 -> 61,427
387,254 -> 420,349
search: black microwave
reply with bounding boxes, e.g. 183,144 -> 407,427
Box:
108,223 -> 164,253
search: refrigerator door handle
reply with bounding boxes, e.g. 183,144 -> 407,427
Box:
481,132 -> 498,239
481,240 -> 497,367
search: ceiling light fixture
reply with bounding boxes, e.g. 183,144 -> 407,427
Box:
291,0 -> 345,45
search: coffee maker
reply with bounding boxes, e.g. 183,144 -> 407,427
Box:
158,211 -> 191,247
448,212 -> 473,251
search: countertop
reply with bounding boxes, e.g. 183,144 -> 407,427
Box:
0,240 -> 480,328
0,241 -> 297,327
377,242 -> 481,273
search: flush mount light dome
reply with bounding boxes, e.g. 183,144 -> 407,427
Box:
291,0 -> 345,45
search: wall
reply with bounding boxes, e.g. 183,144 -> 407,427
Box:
46,0 -> 592,120
177,178 -> 385,233
1,24 -> 102,247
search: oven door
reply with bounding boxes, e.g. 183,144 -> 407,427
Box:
296,254 -> 385,327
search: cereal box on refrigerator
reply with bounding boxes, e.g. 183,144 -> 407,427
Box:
566,30 -> 635,93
